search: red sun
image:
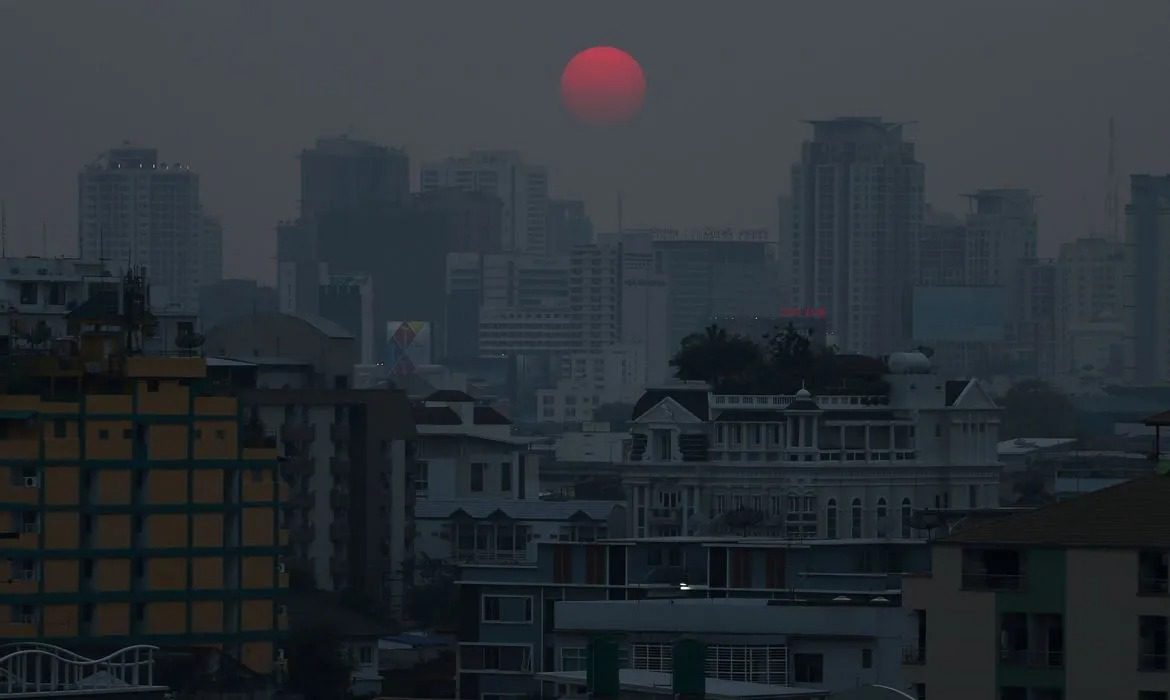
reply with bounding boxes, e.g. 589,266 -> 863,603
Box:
560,46 -> 645,126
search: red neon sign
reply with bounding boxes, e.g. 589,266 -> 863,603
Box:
779,307 -> 827,319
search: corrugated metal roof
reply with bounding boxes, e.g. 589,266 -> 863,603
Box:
415,498 -> 620,521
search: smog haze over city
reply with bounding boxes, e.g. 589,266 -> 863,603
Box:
3,3 -> 1170,700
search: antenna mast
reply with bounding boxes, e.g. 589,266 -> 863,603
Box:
1105,116 -> 1120,241
1,201 -> 6,258
617,191 -> 624,235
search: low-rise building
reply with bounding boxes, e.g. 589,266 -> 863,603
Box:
902,475 -> 1170,700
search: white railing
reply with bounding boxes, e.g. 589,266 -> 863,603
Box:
0,642 -> 160,695
710,394 -> 887,409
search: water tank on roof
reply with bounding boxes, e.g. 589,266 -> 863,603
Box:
888,351 -> 932,374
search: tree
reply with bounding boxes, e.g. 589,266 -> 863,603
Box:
286,624 -> 351,700
405,553 -> 458,629
670,325 -> 763,391
999,380 -> 1080,439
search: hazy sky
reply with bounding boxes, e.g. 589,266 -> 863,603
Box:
1,1 -> 1168,281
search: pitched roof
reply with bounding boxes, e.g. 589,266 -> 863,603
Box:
474,406 -> 511,425
427,389 -> 475,402
415,499 -> 621,522
413,405 -> 461,425
1145,410 -> 1170,427
633,388 -> 709,422
945,380 -> 971,406
941,474 -> 1170,548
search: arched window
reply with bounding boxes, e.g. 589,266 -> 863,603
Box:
851,498 -> 862,538
876,498 -> 888,520
826,499 -> 838,539
901,498 -> 913,539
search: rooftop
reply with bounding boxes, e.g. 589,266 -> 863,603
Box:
536,670 -> 826,700
416,499 -> 620,522
941,475 -> 1170,548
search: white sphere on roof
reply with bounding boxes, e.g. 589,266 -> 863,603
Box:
795,386 -> 812,398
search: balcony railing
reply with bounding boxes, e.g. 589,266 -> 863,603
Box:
1139,653 -> 1168,672
999,649 -> 1063,668
454,549 -> 531,565
902,646 -> 926,665
281,422 -> 315,444
710,394 -> 889,409
962,572 -> 1023,591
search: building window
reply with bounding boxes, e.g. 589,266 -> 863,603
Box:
851,498 -> 863,538
19,283 -> 37,305
826,499 -> 838,539
706,645 -> 788,685
969,484 -> 979,508
470,463 -> 484,492
1139,550 -> 1169,595
53,420 -> 67,439
901,498 -> 913,538
654,430 -> 673,460
792,653 -> 823,684
98,429 -> 109,440
414,462 -> 429,493
560,647 -> 587,672
785,494 -> 817,538
861,648 -> 872,669
1140,616 -> 1168,671
631,643 -> 672,672
500,462 -> 512,492
358,646 -> 373,665
460,645 -> 532,673
481,595 -> 532,624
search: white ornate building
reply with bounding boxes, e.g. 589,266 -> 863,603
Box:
622,353 -> 1002,539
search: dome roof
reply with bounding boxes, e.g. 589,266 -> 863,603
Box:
888,351 -> 932,374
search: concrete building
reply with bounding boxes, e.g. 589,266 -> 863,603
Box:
902,475 -> 1170,700
0,353 -> 287,674
200,215 -> 223,291
570,243 -> 623,352
299,135 -> 410,221
421,151 -> 549,254
478,307 -> 579,356
78,147 -> 208,312
198,279 -> 279,330
320,270 -> 375,365
547,199 -> 594,254
455,536 -> 929,700
416,188 -> 505,254
535,344 -> 650,423
1126,174 -> 1170,384
204,312 -> 416,609
786,118 -> 925,355
619,354 -> 1001,539
1053,237 -> 1127,387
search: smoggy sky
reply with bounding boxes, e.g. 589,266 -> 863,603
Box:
1,1 -> 1168,281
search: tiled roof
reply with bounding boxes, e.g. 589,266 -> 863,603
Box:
941,474 -> 1170,548
426,389 -> 475,402
1144,410 -> 1170,427
413,405 -> 461,425
474,406 -> 511,425
633,388 -> 709,422
945,379 -> 971,406
415,498 -> 621,522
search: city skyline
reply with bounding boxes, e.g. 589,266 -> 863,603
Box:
0,1 -> 1168,280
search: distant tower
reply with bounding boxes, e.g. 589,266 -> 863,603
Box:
1105,116 -> 1120,241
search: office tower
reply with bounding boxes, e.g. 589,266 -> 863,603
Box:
547,199 -> 594,254
1126,174 -> 1170,383
962,189 -> 1037,287
569,243 -> 622,352
199,279 -> 279,330
420,150 -> 549,254
320,270 -> 375,365
614,231 -> 670,383
200,215 -> 224,290
1054,237 -> 1127,382
78,146 -> 205,312
0,353 -> 287,673
416,188 -> 505,254
299,136 -> 409,222
787,118 -> 925,354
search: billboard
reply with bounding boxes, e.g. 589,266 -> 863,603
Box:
912,286 -> 1007,343
386,321 -> 432,376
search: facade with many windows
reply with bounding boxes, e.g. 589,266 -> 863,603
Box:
903,475 -> 1170,700
0,355 -> 288,674
621,356 -> 1002,539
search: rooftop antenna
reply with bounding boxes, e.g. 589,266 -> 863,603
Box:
617,191 -> 624,235
1,201 -> 6,258
1105,116 -> 1120,241
41,220 -> 47,258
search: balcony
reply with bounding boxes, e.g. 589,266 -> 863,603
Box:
454,549 -> 530,566
1139,654 -> 1168,672
288,525 -> 315,545
280,421 -> 315,444
330,422 -> 348,443
330,519 -> 350,542
330,487 -> 350,511
962,573 -> 1023,591
281,456 -> 314,481
902,646 -> 926,665
1140,576 -> 1169,596
287,489 -> 313,511
648,508 -> 679,523
1000,649 -> 1063,669
330,457 -> 350,480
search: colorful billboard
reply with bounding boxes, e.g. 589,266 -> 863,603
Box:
386,321 -> 432,376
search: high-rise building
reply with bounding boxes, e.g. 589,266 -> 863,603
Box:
961,189 -> 1038,287
547,199 -> 594,254
0,353 -> 288,674
299,136 -> 409,222
420,150 -> 549,254
569,243 -> 623,352
200,215 -> 224,291
199,279 -> 279,330
1054,237 -> 1127,383
78,147 -> 207,312
415,188 -> 505,254
787,117 -> 925,354
1126,174 -> 1170,384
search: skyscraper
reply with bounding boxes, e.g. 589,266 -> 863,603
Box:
78,147 -> 206,312
786,117 -> 925,354
1126,174 -> 1170,383
547,199 -> 594,254
299,135 -> 410,222
420,150 -> 549,254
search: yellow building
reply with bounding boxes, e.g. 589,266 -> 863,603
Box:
0,355 -> 288,674
903,475 -> 1170,700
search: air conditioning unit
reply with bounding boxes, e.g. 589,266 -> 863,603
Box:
22,476 -> 39,488
277,562 -> 287,574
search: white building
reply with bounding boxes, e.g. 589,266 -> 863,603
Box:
786,118 -> 925,355
478,307 -> 579,355
420,150 -> 549,254
78,147 -> 211,313
536,343 -> 650,422
621,353 -> 1001,539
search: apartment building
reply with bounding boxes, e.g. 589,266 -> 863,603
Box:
902,475 -> 1170,700
0,354 -> 288,675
